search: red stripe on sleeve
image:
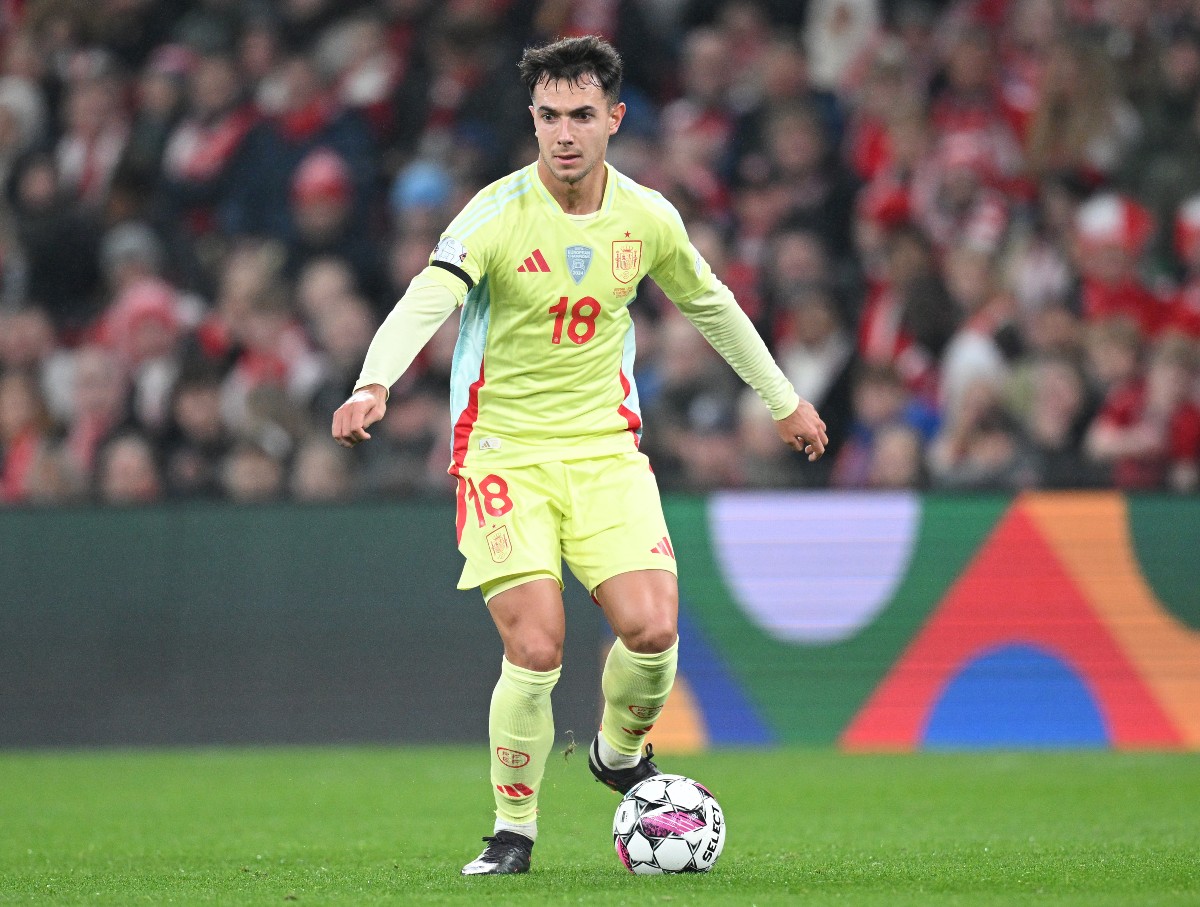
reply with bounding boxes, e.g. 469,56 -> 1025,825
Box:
532,248 -> 551,272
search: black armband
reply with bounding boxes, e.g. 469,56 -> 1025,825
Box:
431,260 -> 474,291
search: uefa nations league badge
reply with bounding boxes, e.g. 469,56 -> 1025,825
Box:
566,245 -> 593,284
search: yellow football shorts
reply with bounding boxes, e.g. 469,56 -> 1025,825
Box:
452,451 -> 677,602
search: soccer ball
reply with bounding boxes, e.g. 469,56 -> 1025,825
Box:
613,774 -> 725,874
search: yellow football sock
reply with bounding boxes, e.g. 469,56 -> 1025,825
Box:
599,638 -> 678,756
489,657 -> 559,827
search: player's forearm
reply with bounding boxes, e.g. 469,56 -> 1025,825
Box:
673,281 -> 800,419
354,268 -> 463,395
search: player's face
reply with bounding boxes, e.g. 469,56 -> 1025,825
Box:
530,76 -> 625,187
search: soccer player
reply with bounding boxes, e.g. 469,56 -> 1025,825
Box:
332,35 -> 827,875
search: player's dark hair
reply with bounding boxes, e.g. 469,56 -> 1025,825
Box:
518,35 -> 623,106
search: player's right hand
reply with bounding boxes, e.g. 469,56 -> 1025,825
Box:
332,384 -> 387,448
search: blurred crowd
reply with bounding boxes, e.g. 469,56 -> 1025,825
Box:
2,0 -> 1200,506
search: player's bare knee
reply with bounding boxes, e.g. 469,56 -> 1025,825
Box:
622,623 -> 677,655
506,638 -> 563,673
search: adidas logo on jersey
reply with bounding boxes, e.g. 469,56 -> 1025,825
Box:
517,249 -> 551,273
650,537 -> 675,558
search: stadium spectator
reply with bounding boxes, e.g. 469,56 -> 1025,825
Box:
221,441 -> 285,503
122,44 -> 195,199
845,38 -> 921,184
909,131 -> 1010,256
99,220 -> 170,295
1023,37 -> 1140,185
388,12 -> 528,182
927,380 -> 1036,490
525,0 -> 673,105
867,423 -> 924,489
61,345 -> 134,481
759,221 -> 831,324
171,0 -> 246,59
283,147 -> 389,311
1085,334 -> 1200,492
219,288 -> 322,437
187,240 -> 283,375
315,14 -> 404,144
804,0 -> 880,94
1126,24 -> 1200,259
294,255 -> 358,324
97,277 -> 185,432
158,365 -> 229,499
928,26 -> 1023,165
1093,0 -> 1161,110
95,432 -> 163,504
655,27 -> 737,223
159,49 -> 259,254
726,35 -> 844,187
1020,354 -> 1103,489
1002,173 -> 1087,317
832,362 -> 938,488
1071,193 -> 1168,337
0,308 -> 56,375
770,282 -> 855,475
852,101 -> 929,241
762,101 -> 859,267
0,369 -> 55,503
307,290 -> 377,424
640,310 -> 742,491
7,151 -> 103,335
220,53 -> 374,242
682,224 -> 763,367
857,223 -> 958,399
998,0 -> 1065,126
356,375 -> 449,498
387,159 -> 454,251
735,388 -> 807,488
55,63 -> 129,209
939,243 -> 1014,419
0,75 -> 47,193
1083,316 -> 1143,401
290,436 -> 353,501
236,15 -> 283,90
1167,195 -> 1200,338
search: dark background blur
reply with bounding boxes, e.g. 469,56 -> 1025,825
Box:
0,501 -> 607,745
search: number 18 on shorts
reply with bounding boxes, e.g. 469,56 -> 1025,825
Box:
453,452 -> 677,597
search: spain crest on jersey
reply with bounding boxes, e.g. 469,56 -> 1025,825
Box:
486,525 -> 512,563
612,240 -> 642,284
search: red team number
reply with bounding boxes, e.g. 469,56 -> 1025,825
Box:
549,296 -> 601,345
466,474 -> 514,526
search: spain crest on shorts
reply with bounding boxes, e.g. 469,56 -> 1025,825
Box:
612,240 -> 642,284
486,525 -> 512,563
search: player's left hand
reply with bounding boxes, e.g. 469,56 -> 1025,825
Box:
774,400 -> 828,462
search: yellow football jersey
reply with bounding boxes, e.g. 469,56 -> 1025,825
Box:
433,162 -> 716,472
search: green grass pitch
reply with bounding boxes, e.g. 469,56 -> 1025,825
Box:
1,747 -> 1197,906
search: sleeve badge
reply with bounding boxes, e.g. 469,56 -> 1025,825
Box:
432,236 -> 468,265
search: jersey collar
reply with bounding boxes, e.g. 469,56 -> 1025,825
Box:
530,161 -> 617,220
